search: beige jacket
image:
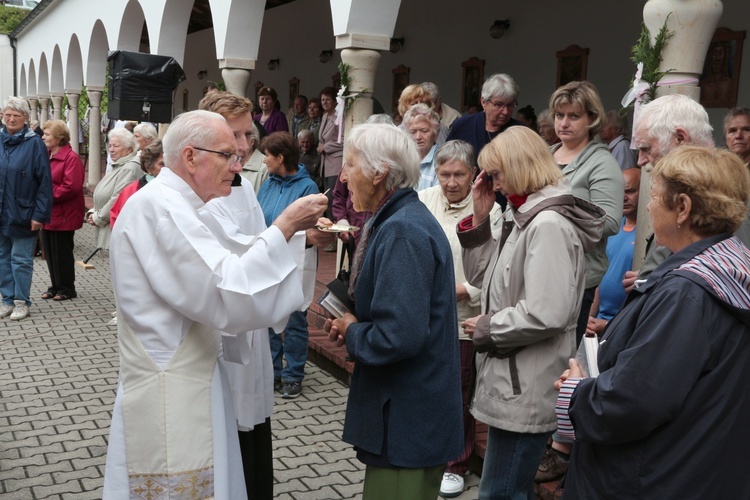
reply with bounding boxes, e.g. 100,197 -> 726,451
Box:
458,179 -> 605,433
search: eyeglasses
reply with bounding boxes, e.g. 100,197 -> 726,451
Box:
191,146 -> 242,165
486,99 -> 517,111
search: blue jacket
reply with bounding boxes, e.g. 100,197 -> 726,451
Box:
0,125 -> 52,238
256,165 -> 319,227
565,234 -> 750,499
446,111 -> 523,166
343,188 -> 463,468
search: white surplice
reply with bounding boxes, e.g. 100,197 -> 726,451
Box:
103,168 -> 305,499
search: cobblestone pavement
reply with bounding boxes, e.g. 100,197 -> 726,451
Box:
1,224 -> 478,499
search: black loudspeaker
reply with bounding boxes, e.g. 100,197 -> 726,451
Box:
107,51 -> 186,123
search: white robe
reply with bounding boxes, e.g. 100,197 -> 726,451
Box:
103,168 -> 305,499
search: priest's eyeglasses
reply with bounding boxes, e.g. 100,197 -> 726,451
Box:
191,146 -> 242,165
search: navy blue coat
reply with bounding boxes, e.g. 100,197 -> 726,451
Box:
343,188 -> 463,468
565,234 -> 750,498
0,125 -> 52,238
446,111 -> 522,166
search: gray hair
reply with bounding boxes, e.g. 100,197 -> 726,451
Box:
723,107 -> 750,132
402,103 -> 440,136
537,109 -> 552,126
3,96 -> 31,120
297,128 -> 314,141
365,113 -> 395,125
605,110 -> 629,135
108,127 -> 136,151
481,73 -> 519,102
420,82 -> 440,101
346,123 -> 420,191
435,140 -> 475,171
638,94 -> 714,152
163,110 -> 227,168
134,122 -> 158,143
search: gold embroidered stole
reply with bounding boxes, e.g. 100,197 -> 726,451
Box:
118,315 -> 220,499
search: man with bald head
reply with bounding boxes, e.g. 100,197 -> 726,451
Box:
103,110 -> 327,499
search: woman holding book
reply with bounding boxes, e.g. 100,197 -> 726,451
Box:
324,123 -> 463,499
457,126 -> 604,498
555,147 -> 750,498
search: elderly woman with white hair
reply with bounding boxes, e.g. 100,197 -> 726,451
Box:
324,123 -> 463,499
87,127 -> 141,249
0,96 -> 52,321
133,122 -> 158,153
403,103 -> 442,191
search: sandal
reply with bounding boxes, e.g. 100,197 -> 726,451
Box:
53,293 -> 75,301
42,291 -> 55,299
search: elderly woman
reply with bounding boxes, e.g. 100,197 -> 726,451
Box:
256,132 -> 319,399
398,85 -> 448,147
418,140 -> 500,498
555,147 -> 750,498
133,122 -> 157,153
40,119 -> 85,302
240,122 -> 268,193
458,126 -> 605,499
0,97 -> 52,321
537,109 -> 559,146
253,86 -> 288,134
317,86 -> 344,197
87,128 -> 141,249
402,103 -> 442,191
110,140 -> 164,229
324,123 -> 463,499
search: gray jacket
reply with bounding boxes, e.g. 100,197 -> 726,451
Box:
459,179 -> 605,433
552,141 -> 624,288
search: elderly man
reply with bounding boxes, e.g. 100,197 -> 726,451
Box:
600,110 -> 637,170
287,95 -> 311,138
102,110 -> 328,499
724,107 -> 750,166
623,94 -> 714,287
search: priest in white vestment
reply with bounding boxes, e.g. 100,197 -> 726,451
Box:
102,110 -> 328,499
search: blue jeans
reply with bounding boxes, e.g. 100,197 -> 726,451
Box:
478,426 -> 550,500
269,310 -> 309,382
0,234 -> 37,306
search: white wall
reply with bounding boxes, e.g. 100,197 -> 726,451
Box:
0,35 -> 14,101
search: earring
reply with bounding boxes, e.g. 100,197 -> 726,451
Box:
677,223 -> 681,229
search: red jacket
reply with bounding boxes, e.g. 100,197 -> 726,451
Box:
43,143 -> 85,231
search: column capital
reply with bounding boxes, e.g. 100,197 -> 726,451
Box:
218,58 -> 255,71
336,34 -> 389,51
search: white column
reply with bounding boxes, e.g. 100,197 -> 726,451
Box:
633,0 -> 724,270
28,97 -> 39,124
340,48 -> 381,134
50,93 -> 64,121
219,59 -> 255,97
38,97 -> 50,127
87,88 -> 103,191
65,91 -> 81,155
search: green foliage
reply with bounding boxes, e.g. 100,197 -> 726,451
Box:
627,15 -> 675,108
0,5 -> 27,33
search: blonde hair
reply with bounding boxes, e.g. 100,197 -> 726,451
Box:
653,146 -> 750,235
478,126 -> 563,194
549,81 -> 606,139
42,119 -> 70,146
397,84 -> 433,116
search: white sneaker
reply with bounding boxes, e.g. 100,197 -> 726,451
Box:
107,316 -> 118,326
0,303 -> 14,318
10,303 -> 29,321
440,472 -> 464,498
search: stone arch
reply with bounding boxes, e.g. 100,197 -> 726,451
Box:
19,64 -> 27,97
66,35 -> 84,92
211,0 -> 265,61
154,0 -> 193,64
38,53 -> 49,96
120,0 -> 147,52
50,45 -> 64,94
86,20 -> 109,88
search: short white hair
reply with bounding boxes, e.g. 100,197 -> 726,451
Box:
163,110 -> 227,168
134,122 -> 158,143
346,123 -> 420,191
3,96 -> 30,120
481,73 -> 519,102
108,128 -> 136,151
638,94 -> 714,152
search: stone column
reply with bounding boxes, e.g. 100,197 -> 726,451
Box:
65,90 -> 81,155
28,97 -> 39,124
50,93 -> 64,121
219,59 -> 255,97
632,0 -> 723,271
39,97 -> 50,127
87,88 -> 104,191
340,48 -> 381,135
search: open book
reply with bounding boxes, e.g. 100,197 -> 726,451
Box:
317,290 -> 352,319
575,334 -> 600,377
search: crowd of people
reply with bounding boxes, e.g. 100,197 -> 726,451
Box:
2,72 -> 750,500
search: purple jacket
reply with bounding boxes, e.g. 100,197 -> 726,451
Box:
254,109 -> 289,134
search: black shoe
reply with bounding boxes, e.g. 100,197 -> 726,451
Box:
281,381 -> 301,399
274,378 -> 282,392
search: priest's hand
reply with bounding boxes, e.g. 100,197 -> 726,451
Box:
324,313 -> 357,347
274,194 -> 328,240
306,217 -> 337,247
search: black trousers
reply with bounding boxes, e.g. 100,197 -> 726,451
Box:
40,229 -> 77,296
238,417 -> 273,500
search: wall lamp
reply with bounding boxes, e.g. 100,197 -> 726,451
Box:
490,20 -> 510,39
319,50 -> 333,63
268,59 -> 280,71
197,70 -> 208,80
389,37 -> 405,54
